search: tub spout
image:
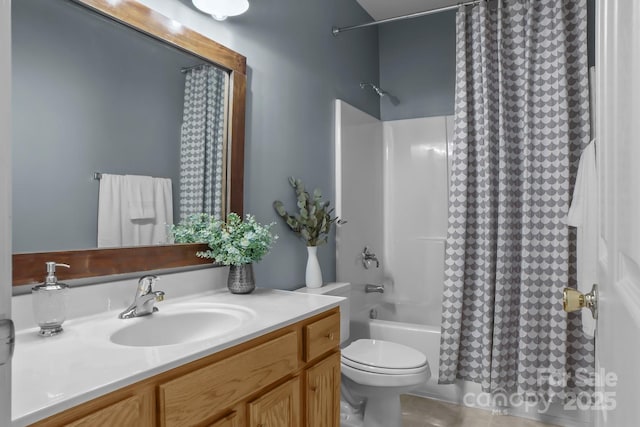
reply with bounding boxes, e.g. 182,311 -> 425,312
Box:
365,284 -> 384,293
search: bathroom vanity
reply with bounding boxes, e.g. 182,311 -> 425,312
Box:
11,271 -> 342,427
32,310 -> 339,427
10,1 -> 340,425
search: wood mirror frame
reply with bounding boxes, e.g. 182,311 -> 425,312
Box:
12,0 -> 246,286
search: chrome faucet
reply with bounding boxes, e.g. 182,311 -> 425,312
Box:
365,284 -> 384,294
118,275 -> 165,319
362,246 -> 380,269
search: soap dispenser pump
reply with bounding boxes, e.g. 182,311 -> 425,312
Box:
32,262 -> 70,337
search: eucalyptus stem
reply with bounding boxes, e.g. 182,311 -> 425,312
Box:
273,177 -> 345,247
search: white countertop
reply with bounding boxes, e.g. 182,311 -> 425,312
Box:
12,287 -> 342,426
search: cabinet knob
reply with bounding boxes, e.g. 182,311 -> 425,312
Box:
325,331 -> 335,340
310,385 -> 317,392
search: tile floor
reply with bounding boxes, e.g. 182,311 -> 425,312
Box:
401,395 -> 560,427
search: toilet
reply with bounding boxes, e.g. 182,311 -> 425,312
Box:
297,282 -> 430,427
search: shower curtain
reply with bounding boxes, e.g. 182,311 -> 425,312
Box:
179,65 -> 227,221
439,0 -> 594,400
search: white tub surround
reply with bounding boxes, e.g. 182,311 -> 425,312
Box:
335,100 -> 453,313
382,115 -> 452,307
11,269 -> 343,426
334,100 -> 385,290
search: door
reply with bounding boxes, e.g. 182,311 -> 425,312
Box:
306,352 -> 340,427
0,0 -> 13,426
595,1 -> 640,426
248,377 -> 300,427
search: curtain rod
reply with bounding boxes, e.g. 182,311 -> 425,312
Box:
332,0 -> 481,36
181,64 -> 208,73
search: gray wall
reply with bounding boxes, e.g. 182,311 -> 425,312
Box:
14,0 -> 380,288
379,11 -> 456,121
378,0 -> 596,122
208,0 -> 380,289
12,0 -> 203,252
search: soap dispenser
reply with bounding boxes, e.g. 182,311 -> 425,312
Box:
32,262 -> 70,337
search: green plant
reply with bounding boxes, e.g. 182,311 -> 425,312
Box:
170,213 -> 219,244
273,177 -> 345,247
171,213 -> 277,266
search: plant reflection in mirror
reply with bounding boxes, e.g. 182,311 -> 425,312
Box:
171,213 -> 277,266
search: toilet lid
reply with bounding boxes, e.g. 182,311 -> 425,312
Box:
342,339 -> 427,370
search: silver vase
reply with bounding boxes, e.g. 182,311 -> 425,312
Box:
227,263 -> 256,294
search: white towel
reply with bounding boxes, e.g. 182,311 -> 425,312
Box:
125,175 -> 156,220
150,177 -> 173,244
566,140 -> 598,337
98,174 -> 173,248
98,174 -> 125,248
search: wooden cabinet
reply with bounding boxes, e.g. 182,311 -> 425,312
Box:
248,378 -> 301,427
63,394 -> 151,427
31,307 -> 340,427
304,311 -> 340,362
305,351 -> 341,427
207,411 -> 240,427
158,332 -> 298,427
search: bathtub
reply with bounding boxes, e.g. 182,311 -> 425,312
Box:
349,300 -> 592,427
351,301 -> 482,403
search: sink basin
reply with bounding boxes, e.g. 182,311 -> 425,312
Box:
110,303 -> 255,347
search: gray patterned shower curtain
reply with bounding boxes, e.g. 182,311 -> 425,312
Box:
439,0 -> 594,399
179,65 -> 227,221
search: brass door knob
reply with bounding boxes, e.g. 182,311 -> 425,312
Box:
563,284 -> 598,319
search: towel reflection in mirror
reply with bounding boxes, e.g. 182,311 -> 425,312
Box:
97,174 -> 173,247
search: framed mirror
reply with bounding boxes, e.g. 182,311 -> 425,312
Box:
12,0 -> 246,285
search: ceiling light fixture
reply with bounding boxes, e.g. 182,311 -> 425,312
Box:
192,0 -> 250,21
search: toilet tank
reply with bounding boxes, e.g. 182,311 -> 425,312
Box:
296,282 -> 350,344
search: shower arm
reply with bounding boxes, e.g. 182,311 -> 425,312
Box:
359,82 -> 399,106
360,82 -> 384,97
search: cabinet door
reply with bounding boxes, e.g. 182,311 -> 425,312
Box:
159,331 -> 298,427
208,411 -> 239,427
306,352 -> 340,427
64,394 -> 150,427
248,377 -> 300,427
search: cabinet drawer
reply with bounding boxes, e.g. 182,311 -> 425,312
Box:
64,394 -> 148,427
159,331 -> 298,427
304,312 -> 340,362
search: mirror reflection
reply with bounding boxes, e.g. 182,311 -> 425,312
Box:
12,0 -> 229,253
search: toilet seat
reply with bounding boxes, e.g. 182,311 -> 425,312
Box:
341,339 -> 428,375
341,362 -> 430,388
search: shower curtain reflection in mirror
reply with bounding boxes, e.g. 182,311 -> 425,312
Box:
178,65 -> 229,222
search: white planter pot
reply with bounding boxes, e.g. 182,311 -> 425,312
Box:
305,246 -> 323,288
